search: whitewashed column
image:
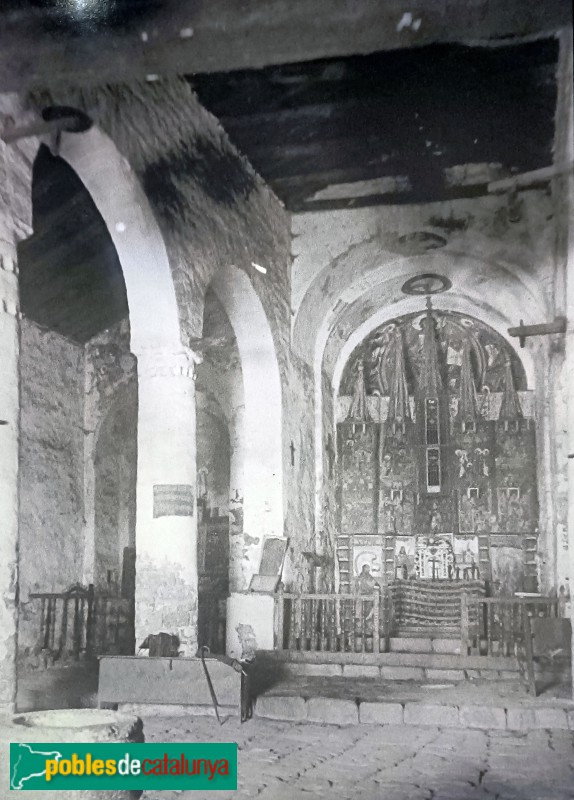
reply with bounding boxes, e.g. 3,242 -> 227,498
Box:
134,346 -> 201,656
0,238 -> 21,712
558,30 -> 574,697
0,99 -> 34,711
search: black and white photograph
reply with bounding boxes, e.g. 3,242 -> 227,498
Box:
0,1 -> 573,797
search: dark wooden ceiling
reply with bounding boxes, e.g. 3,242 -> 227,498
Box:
18,145 -> 128,343
191,39 -> 559,211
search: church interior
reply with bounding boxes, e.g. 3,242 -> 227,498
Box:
0,0 -> 573,774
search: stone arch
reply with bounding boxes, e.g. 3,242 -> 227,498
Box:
210,265 -> 283,591
28,127 -> 199,653
294,241 -> 547,367
308,248 -> 546,545
55,125 -> 182,354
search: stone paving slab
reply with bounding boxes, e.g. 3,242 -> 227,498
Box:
255,693 -> 574,730
140,714 -> 574,800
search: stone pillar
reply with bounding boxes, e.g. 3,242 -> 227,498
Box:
134,346 -> 201,656
0,99 -> 34,711
228,402 -> 246,593
553,28 -> 574,698
0,239 -> 21,711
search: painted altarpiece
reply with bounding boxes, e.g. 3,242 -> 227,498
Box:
335,307 -> 538,597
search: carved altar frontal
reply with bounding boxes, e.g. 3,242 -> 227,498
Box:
335,307 -> 539,603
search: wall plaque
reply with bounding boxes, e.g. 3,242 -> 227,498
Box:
259,536 -> 288,576
249,536 -> 289,593
153,484 -> 195,518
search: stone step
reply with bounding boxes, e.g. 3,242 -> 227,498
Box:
257,649 -> 520,676
254,694 -> 574,731
275,660 -> 518,682
394,626 -> 461,639
389,637 -> 462,654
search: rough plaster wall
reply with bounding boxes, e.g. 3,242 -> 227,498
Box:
0,94 -> 36,704
85,321 -> 137,593
292,191 -> 556,368
532,335 -> 569,594
196,392 -> 230,516
319,369 -> 337,591
94,442 -> 122,589
94,403 -> 137,592
281,352 -> 315,591
18,319 -> 85,659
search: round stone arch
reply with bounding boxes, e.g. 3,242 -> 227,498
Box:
310,258 -> 546,549
210,264 -> 283,594
49,126 -> 199,652
55,125 -> 182,354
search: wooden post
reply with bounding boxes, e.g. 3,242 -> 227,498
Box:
276,584 -> 285,650
288,595 -> 296,650
329,598 -> 337,651
373,585 -> 380,654
320,599 -> 327,652
384,586 -> 393,653
85,584 -> 95,657
295,595 -> 302,649
310,599 -> 318,651
460,592 -> 469,655
59,597 -> 69,661
521,609 -> 537,696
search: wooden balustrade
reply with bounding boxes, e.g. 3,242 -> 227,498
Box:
462,595 -> 559,658
31,584 -> 94,662
275,586 -> 393,653
275,586 -> 558,668
29,584 -> 135,664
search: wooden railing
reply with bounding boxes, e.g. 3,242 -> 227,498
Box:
274,587 -> 559,672
462,595 -> 559,658
30,584 -> 94,663
274,587 -> 393,653
90,595 -> 135,656
29,584 -> 134,664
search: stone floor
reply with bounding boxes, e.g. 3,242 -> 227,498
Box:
142,713 -> 574,800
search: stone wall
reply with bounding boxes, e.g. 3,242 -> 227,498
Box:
19,319 -> 85,599
18,318 -> 85,663
84,322 -> 137,594
196,390 -> 230,517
